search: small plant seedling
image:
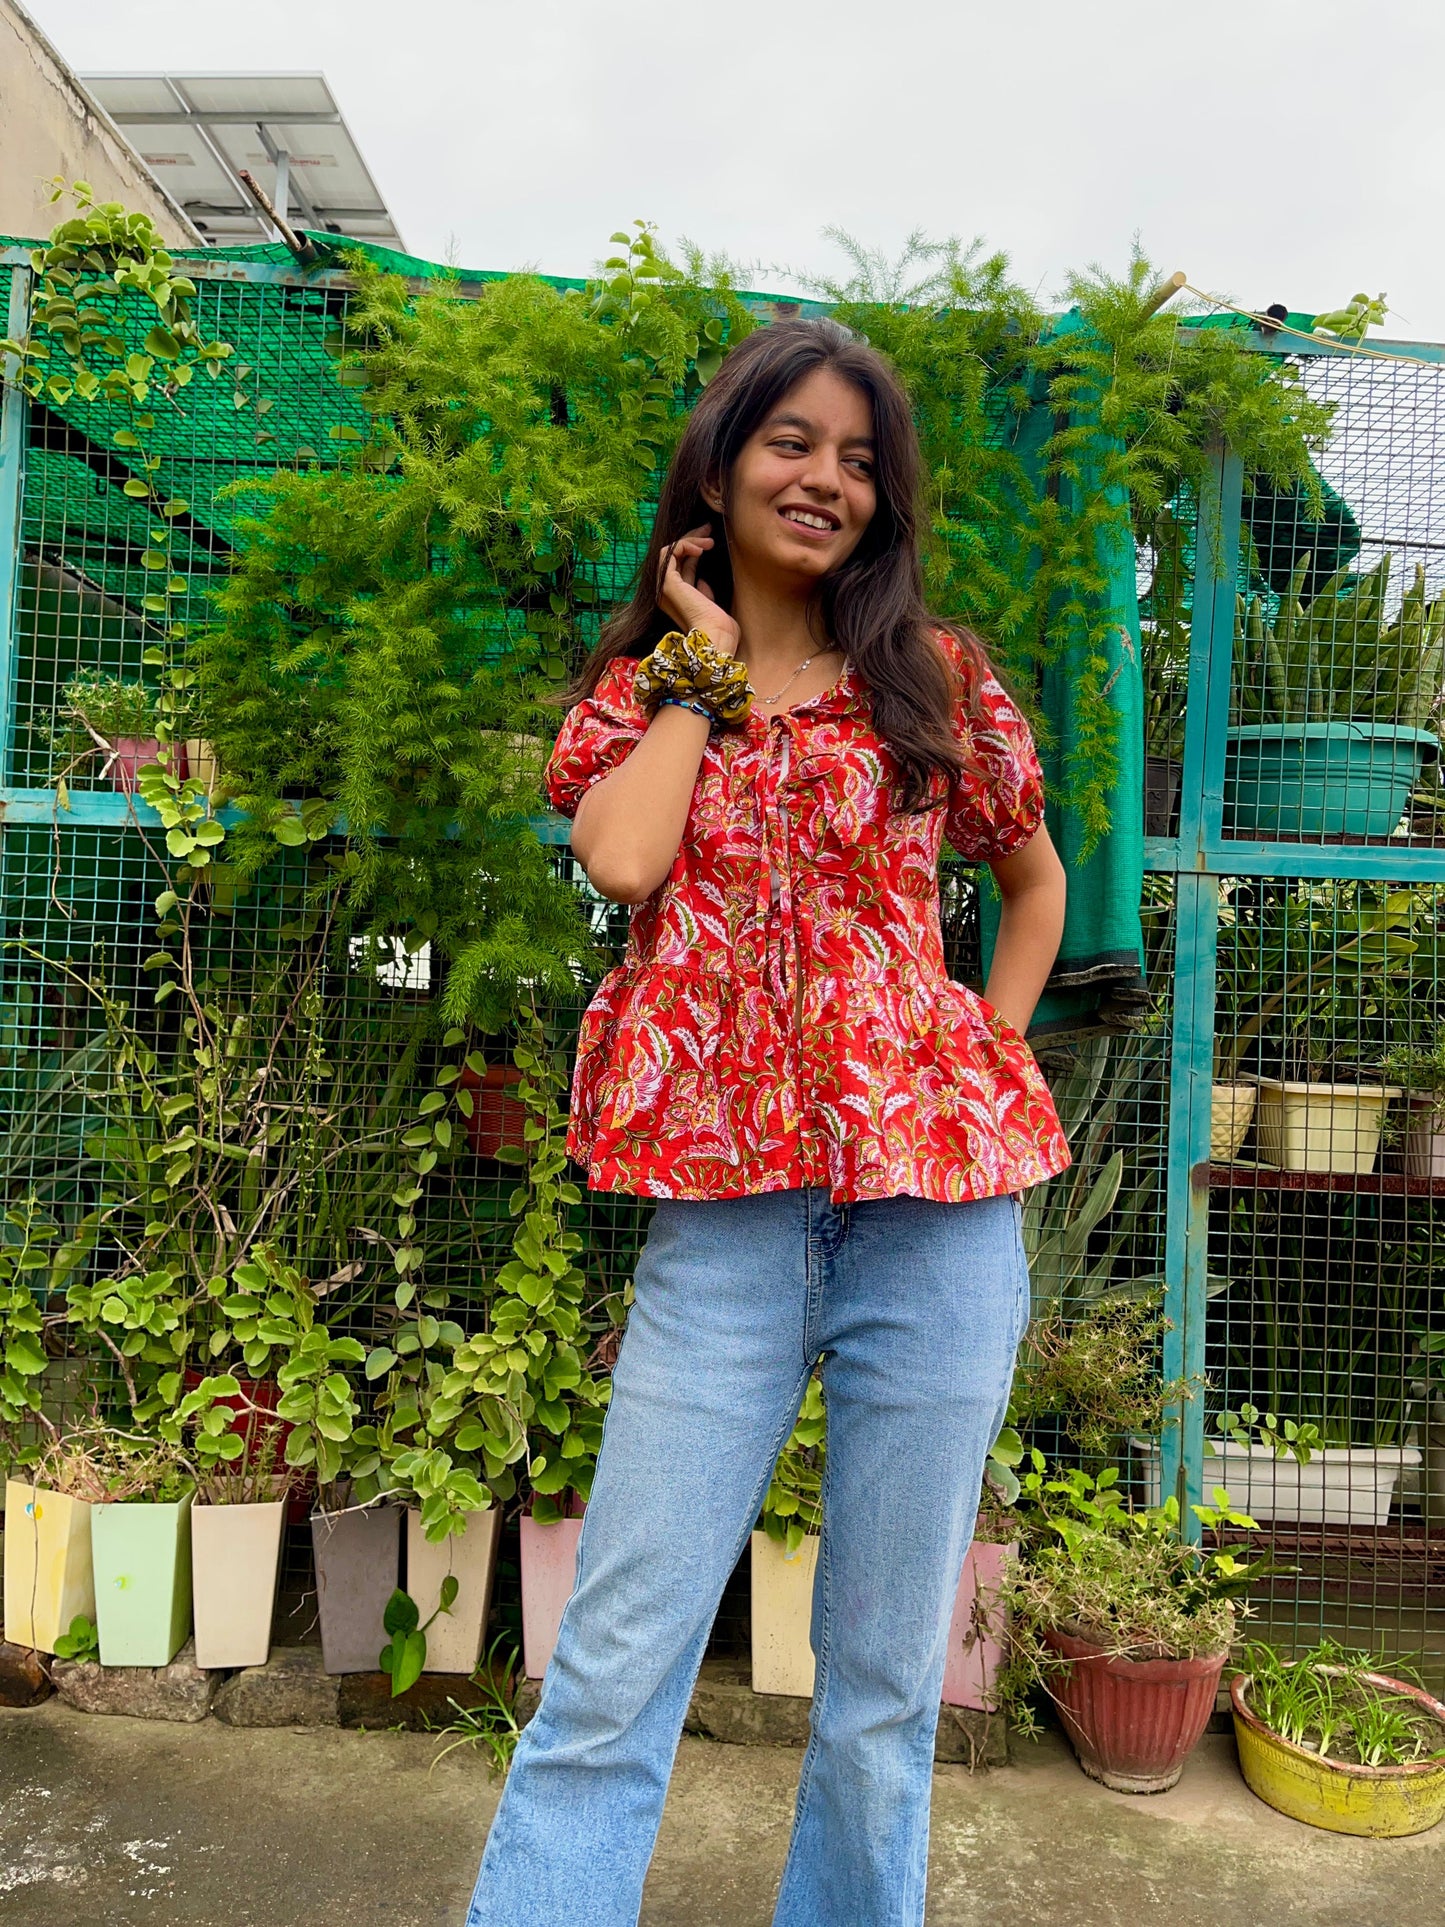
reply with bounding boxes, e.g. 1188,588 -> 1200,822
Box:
52,1614 -> 100,1662
428,1636 -> 526,1775
379,1576 -> 459,1696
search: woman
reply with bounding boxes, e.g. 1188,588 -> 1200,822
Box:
466,318 -> 1069,1927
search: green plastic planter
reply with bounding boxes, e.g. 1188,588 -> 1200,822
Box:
1225,723 -> 1439,839
91,1491 -> 195,1667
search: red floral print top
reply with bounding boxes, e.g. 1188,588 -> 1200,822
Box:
545,631 -> 1071,1203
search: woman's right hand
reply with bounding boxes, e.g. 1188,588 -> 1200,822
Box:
657,524 -> 741,656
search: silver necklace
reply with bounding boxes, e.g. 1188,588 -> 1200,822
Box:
755,648 -> 841,707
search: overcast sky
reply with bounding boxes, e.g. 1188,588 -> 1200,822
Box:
30,0 -> 1445,338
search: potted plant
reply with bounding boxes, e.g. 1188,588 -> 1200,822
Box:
55,673 -> 179,794
2,1432 -> 97,1657
1213,887 -> 1418,1172
1227,552 -> 1445,838
310,1480 -> 403,1674
750,1376 -> 825,1698
182,1386 -> 294,1670
1000,1462 -> 1264,1792
387,1444 -> 501,1677
87,1436 -> 197,1667
1231,1638 -> 1445,1836
1384,1039 -> 1445,1179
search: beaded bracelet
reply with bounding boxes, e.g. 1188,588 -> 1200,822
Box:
656,696 -> 716,724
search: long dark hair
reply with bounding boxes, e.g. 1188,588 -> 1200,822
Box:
568,317 -> 990,813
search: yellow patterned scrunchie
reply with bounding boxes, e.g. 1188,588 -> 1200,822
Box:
634,630 -> 754,728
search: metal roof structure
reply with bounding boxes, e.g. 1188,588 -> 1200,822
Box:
78,71 -> 404,250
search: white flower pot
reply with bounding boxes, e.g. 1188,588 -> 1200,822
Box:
1132,1437 -> 1419,1528
1253,1077 -> 1399,1175
750,1530 -> 819,1697
2,1480 -> 94,1654
405,1505 -> 501,1674
1210,1083 -> 1257,1162
1403,1104 -> 1445,1179
192,1499 -> 285,1669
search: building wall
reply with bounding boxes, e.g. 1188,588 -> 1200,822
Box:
0,0 -> 202,245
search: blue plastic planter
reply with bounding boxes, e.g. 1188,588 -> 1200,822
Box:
1225,724 -> 1440,838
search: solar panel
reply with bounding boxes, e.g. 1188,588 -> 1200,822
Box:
80,70 -> 404,250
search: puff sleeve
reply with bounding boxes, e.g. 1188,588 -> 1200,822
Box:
544,658 -> 647,820
936,632 -> 1046,864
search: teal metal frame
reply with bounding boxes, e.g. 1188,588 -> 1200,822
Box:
5,251 -> 1445,1531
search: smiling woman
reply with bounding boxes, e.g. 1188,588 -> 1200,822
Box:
464,318 -> 1068,1927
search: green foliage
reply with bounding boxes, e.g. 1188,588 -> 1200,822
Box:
809,236 -> 1334,851
1002,1461 -> 1266,1684
52,1614 -> 100,1662
1235,551 -> 1445,729
428,1636 -> 527,1776
759,1375 -> 826,1553
1014,1294 -> 1190,1465
59,673 -> 157,741
0,1204 -> 60,1438
431,1007 -> 608,1524
380,1574 -> 458,1695
1239,1638 -> 1445,1767
1212,1402 -> 1319,1465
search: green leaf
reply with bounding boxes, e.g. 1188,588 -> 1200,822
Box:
382,1586 -> 419,1638
365,1347 -> 397,1380
438,1574 -> 459,1612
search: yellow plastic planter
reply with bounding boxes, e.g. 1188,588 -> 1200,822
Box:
2,1480 -> 95,1654
1231,1670 -> 1445,1837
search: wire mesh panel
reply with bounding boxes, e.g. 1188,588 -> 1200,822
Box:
1206,875 -> 1445,1685
1226,350 -> 1445,847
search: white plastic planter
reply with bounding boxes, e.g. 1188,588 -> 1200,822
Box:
519,1512 -> 585,1681
405,1505 -> 501,1674
750,1530 -> 819,1697
192,1499 -> 285,1669
1132,1438 -> 1419,1528
1403,1104 -> 1445,1179
2,1480 -> 94,1654
1210,1083 -> 1257,1162
1253,1077 -> 1399,1175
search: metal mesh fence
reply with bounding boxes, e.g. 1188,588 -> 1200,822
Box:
5,252 -> 1445,1685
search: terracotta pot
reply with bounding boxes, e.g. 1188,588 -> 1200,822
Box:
1041,1623 -> 1226,1793
106,737 -> 185,794
458,1064 -> 529,1160
180,1368 -> 310,1524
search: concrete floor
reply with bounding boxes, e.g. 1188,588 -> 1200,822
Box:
2,1702 -> 1441,1927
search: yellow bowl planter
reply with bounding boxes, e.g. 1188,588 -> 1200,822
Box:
1231,1670 -> 1445,1837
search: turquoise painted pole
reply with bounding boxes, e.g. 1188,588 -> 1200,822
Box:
0,266 -> 31,784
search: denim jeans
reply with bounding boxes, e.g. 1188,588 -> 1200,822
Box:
465,1186 -> 1028,1927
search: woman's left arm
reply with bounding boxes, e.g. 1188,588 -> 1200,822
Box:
982,824 -> 1067,1037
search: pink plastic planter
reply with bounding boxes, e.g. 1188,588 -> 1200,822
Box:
519,1510 -> 585,1680
941,1540 -> 1013,1710
106,738 -> 187,794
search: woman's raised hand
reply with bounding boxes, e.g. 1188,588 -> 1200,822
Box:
657,524 -> 740,655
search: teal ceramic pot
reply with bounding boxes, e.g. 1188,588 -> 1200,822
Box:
1225,724 -> 1439,839
91,1490 -> 195,1667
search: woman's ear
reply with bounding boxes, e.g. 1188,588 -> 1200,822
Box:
701,476 -> 725,514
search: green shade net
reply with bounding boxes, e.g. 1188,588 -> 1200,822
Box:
982,309 -> 1148,1037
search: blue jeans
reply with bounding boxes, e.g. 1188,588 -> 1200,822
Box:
465,1187 -> 1028,1927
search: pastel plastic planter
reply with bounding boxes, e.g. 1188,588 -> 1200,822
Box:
310,1501 -> 401,1674
405,1505 -> 501,1674
750,1529 -> 820,1697
191,1500 -> 285,1669
2,1480 -> 95,1654
519,1512 -> 585,1681
1403,1103 -> 1445,1179
1232,1668 -> 1445,1836
1131,1436 -> 1419,1528
1225,723 -> 1438,840
91,1491 -> 195,1667
1042,1623 -> 1226,1793
1210,1083 -> 1257,1162
1253,1076 -> 1399,1175
942,1542 -> 1014,1711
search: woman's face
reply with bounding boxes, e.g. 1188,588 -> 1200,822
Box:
714,366 -> 878,592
